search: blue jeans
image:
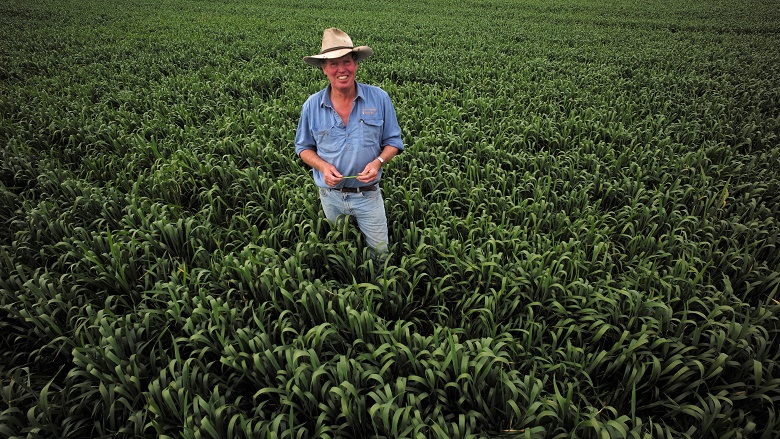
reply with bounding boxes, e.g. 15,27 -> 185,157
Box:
318,187 -> 390,275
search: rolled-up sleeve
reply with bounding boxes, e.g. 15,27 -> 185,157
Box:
380,93 -> 404,151
295,98 -> 316,156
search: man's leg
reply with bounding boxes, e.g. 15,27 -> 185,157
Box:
350,189 -> 390,278
318,187 -> 348,224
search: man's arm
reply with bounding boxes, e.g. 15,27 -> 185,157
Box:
299,149 -> 342,187
356,145 -> 401,183
377,145 -> 401,165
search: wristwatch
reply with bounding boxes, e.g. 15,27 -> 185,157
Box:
376,157 -> 384,165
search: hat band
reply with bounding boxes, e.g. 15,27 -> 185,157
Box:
320,45 -> 354,54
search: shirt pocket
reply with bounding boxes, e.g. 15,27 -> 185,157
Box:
313,127 -> 338,153
361,118 -> 383,147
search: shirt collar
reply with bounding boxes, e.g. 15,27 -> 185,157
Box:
321,81 -> 364,108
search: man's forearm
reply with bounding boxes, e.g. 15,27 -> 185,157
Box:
376,146 -> 401,166
299,149 -> 328,172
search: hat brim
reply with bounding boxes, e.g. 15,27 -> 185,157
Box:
303,46 -> 373,66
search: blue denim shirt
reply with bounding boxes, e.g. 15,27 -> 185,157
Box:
295,82 -> 404,189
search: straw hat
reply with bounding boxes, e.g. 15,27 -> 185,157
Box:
303,28 -> 373,66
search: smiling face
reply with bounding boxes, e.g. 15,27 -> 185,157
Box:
322,53 -> 358,95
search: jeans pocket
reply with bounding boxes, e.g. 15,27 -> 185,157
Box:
360,188 -> 381,200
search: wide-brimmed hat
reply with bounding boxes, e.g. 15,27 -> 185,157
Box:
303,28 -> 373,66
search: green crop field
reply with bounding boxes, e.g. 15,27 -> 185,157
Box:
2,0 -> 779,437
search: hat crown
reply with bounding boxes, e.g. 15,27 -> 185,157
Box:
303,28 -> 372,66
320,28 -> 353,53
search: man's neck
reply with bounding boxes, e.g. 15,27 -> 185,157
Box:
330,82 -> 357,103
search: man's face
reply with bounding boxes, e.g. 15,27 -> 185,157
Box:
322,54 -> 357,93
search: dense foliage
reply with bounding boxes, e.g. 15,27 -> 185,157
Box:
1,0 -> 779,437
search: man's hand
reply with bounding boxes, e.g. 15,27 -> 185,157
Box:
321,163 -> 344,187
299,150 -> 343,187
356,159 -> 381,183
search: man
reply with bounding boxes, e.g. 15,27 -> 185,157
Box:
295,28 -> 404,278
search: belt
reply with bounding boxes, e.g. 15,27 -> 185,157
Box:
333,184 -> 378,193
